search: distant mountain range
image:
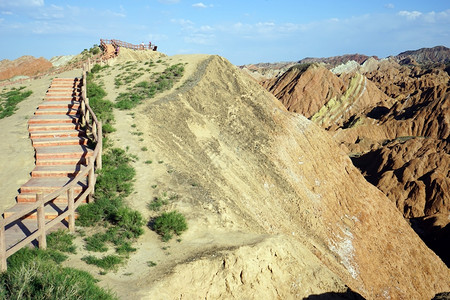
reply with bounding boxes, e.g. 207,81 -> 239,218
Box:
240,45 -> 450,72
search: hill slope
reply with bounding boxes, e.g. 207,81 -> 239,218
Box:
92,54 -> 449,299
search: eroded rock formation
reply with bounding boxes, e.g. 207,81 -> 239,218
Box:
0,56 -> 53,81
257,47 -> 450,266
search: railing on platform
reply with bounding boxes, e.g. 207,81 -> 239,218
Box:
0,63 -> 102,272
100,38 -> 157,51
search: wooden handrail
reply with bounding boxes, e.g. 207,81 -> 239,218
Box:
0,63 -> 103,271
100,38 -> 157,51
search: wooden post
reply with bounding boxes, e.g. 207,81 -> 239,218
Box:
82,87 -> 86,101
85,97 -> 90,124
36,193 -> 46,250
67,188 -> 75,233
80,99 -> 86,127
82,72 -> 86,88
0,215 -> 7,272
92,119 -> 97,140
97,121 -> 102,170
88,158 -> 95,203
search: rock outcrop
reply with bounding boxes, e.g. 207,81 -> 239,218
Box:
259,50 -> 450,267
352,137 -> 449,218
0,56 -> 53,81
260,64 -> 345,118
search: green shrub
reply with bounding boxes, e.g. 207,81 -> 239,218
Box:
115,92 -> 144,110
84,232 -> 109,252
87,71 -> 115,133
147,261 -> 157,267
0,260 -> 116,299
102,122 -> 116,134
116,242 -> 137,255
151,211 -> 188,242
94,148 -> 136,200
82,255 -> 123,272
1,248 -> 116,299
47,229 -> 76,254
147,196 -> 168,211
114,63 -> 185,110
0,87 -> 32,119
7,247 -> 67,268
90,63 -> 102,74
111,207 -> 144,238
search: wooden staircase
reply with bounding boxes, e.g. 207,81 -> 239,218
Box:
4,78 -> 91,222
1,65 -> 103,272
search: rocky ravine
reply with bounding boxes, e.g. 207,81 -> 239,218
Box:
97,54 -> 449,299
258,48 -> 450,267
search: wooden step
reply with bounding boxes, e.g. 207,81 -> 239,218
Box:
20,177 -> 87,194
46,89 -> 81,94
36,156 -> 87,166
38,101 -> 80,110
4,219 -> 68,250
31,165 -> 88,178
30,129 -> 85,139
32,136 -> 88,147
48,86 -> 80,90
46,90 -> 81,96
34,107 -> 79,115
28,115 -> 79,125
51,82 -> 81,86
43,96 -> 81,101
3,202 -> 79,220
28,123 -> 79,132
35,145 -> 93,160
16,192 -> 87,204
53,78 -> 80,82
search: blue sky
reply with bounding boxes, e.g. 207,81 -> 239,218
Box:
0,0 -> 449,65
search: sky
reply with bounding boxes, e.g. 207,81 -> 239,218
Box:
0,0 -> 449,65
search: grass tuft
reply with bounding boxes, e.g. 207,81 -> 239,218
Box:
150,211 -> 188,242
0,86 -> 32,119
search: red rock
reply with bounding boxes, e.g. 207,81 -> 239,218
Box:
0,56 -> 53,81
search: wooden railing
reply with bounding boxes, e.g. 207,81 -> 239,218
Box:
0,62 -> 102,272
100,38 -> 157,51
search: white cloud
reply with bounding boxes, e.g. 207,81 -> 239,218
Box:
192,2 -> 213,8
385,3 -> 394,9
0,0 -> 44,8
192,3 -> 207,8
199,25 -> 214,32
398,10 -> 422,20
171,18 -> 194,26
1,11 -> 13,15
101,9 -> 126,18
